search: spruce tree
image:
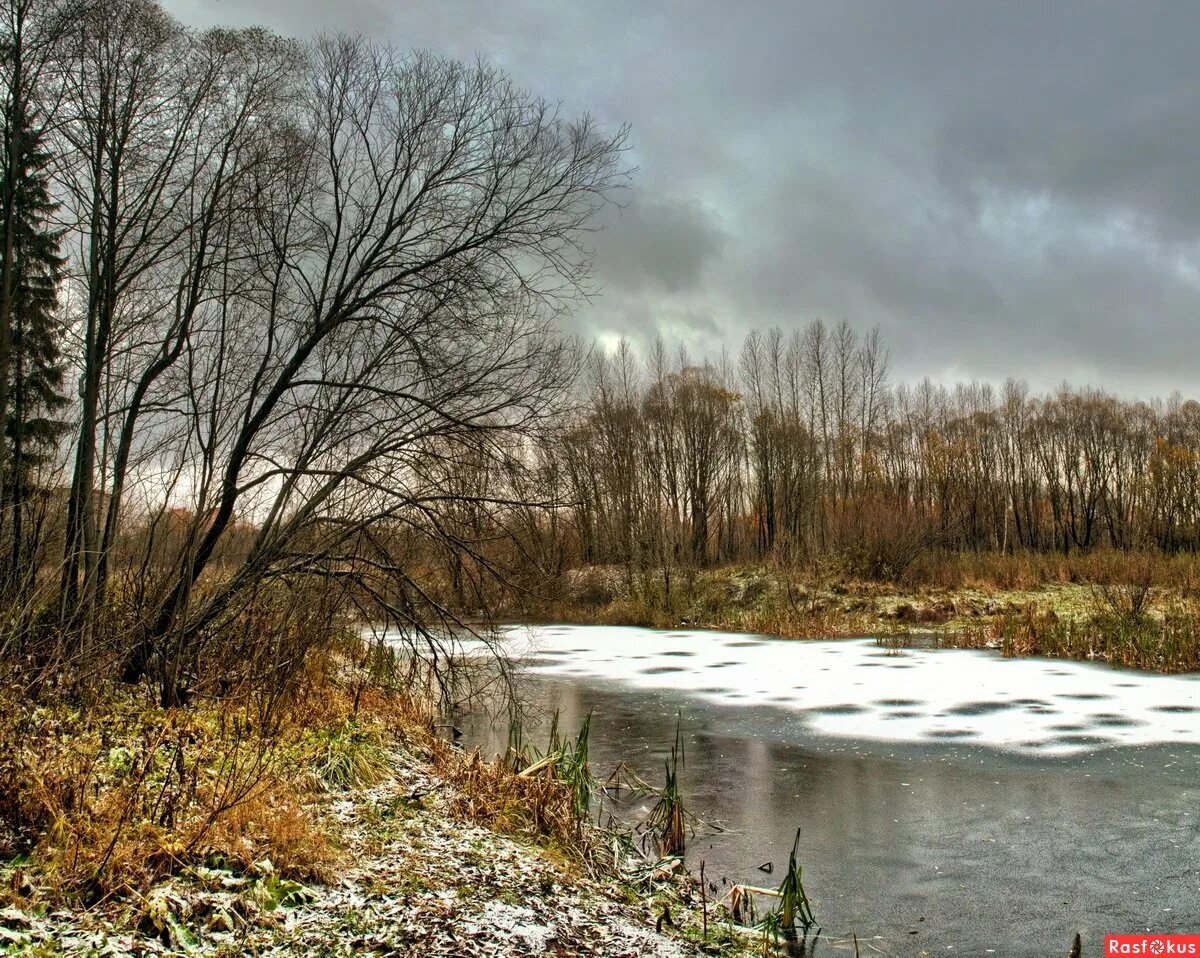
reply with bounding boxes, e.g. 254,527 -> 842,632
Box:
0,19 -> 67,584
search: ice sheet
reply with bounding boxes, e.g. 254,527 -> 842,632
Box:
490,624 -> 1200,756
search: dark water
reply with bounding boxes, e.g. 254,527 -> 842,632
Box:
456,651 -> 1200,956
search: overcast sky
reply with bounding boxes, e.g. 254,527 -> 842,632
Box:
162,0 -> 1200,397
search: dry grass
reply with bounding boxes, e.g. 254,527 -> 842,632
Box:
521,552 -> 1200,672
0,695 -> 330,903
441,749 -> 586,848
947,604 -> 1200,672
0,600 -> 621,912
432,712 -> 602,866
902,547 -> 1200,592
0,662 -> 450,907
525,577 -> 905,642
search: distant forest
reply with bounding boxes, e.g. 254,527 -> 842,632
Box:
526,322 -> 1200,584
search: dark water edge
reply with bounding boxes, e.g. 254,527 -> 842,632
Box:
456,669 -> 1200,957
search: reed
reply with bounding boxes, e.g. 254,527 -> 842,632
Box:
775,827 -> 817,933
558,711 -> 596,823
645,715 -> 687,857
464,709 -> 598,841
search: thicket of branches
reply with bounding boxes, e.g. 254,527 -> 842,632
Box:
0,0 -> 628,706
546,323 -> 1200,585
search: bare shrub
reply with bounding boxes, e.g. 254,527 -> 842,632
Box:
832,495 -> 933,582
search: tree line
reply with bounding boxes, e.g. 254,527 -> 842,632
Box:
546,323 -> 1200,584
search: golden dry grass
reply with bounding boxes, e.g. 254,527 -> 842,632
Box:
519,551 -> 1200,671
0,664 -> 447,905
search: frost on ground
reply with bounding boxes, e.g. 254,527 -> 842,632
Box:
1,747 -> 715,957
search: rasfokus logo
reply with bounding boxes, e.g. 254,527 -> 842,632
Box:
1106,936 -> 1200,955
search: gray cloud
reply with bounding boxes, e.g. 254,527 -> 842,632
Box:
165,0 -> 1200,396
591,195 -> 728,295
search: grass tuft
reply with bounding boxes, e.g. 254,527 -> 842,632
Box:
775,827 -> 817,934
645,715 -> 686,857
308,720 -> 390,791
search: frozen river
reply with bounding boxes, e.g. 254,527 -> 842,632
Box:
418,623 -> 1200,955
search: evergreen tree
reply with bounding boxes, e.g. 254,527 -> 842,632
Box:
0,3 -> 67,584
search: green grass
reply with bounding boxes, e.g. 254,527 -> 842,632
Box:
308,720 -> 391,790
775,828 -> 817,934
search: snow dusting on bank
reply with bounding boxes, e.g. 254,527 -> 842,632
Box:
3,745 -> 704,958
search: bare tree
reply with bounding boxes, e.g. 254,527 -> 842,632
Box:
98,38 -> 627,702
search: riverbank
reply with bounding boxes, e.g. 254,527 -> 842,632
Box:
2,751 -> 716,957
0,688 -> 755,957
513,560 -> 1200,672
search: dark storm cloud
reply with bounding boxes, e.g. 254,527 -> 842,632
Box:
164,0 -> 1200,395
591,195 -> 728,295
